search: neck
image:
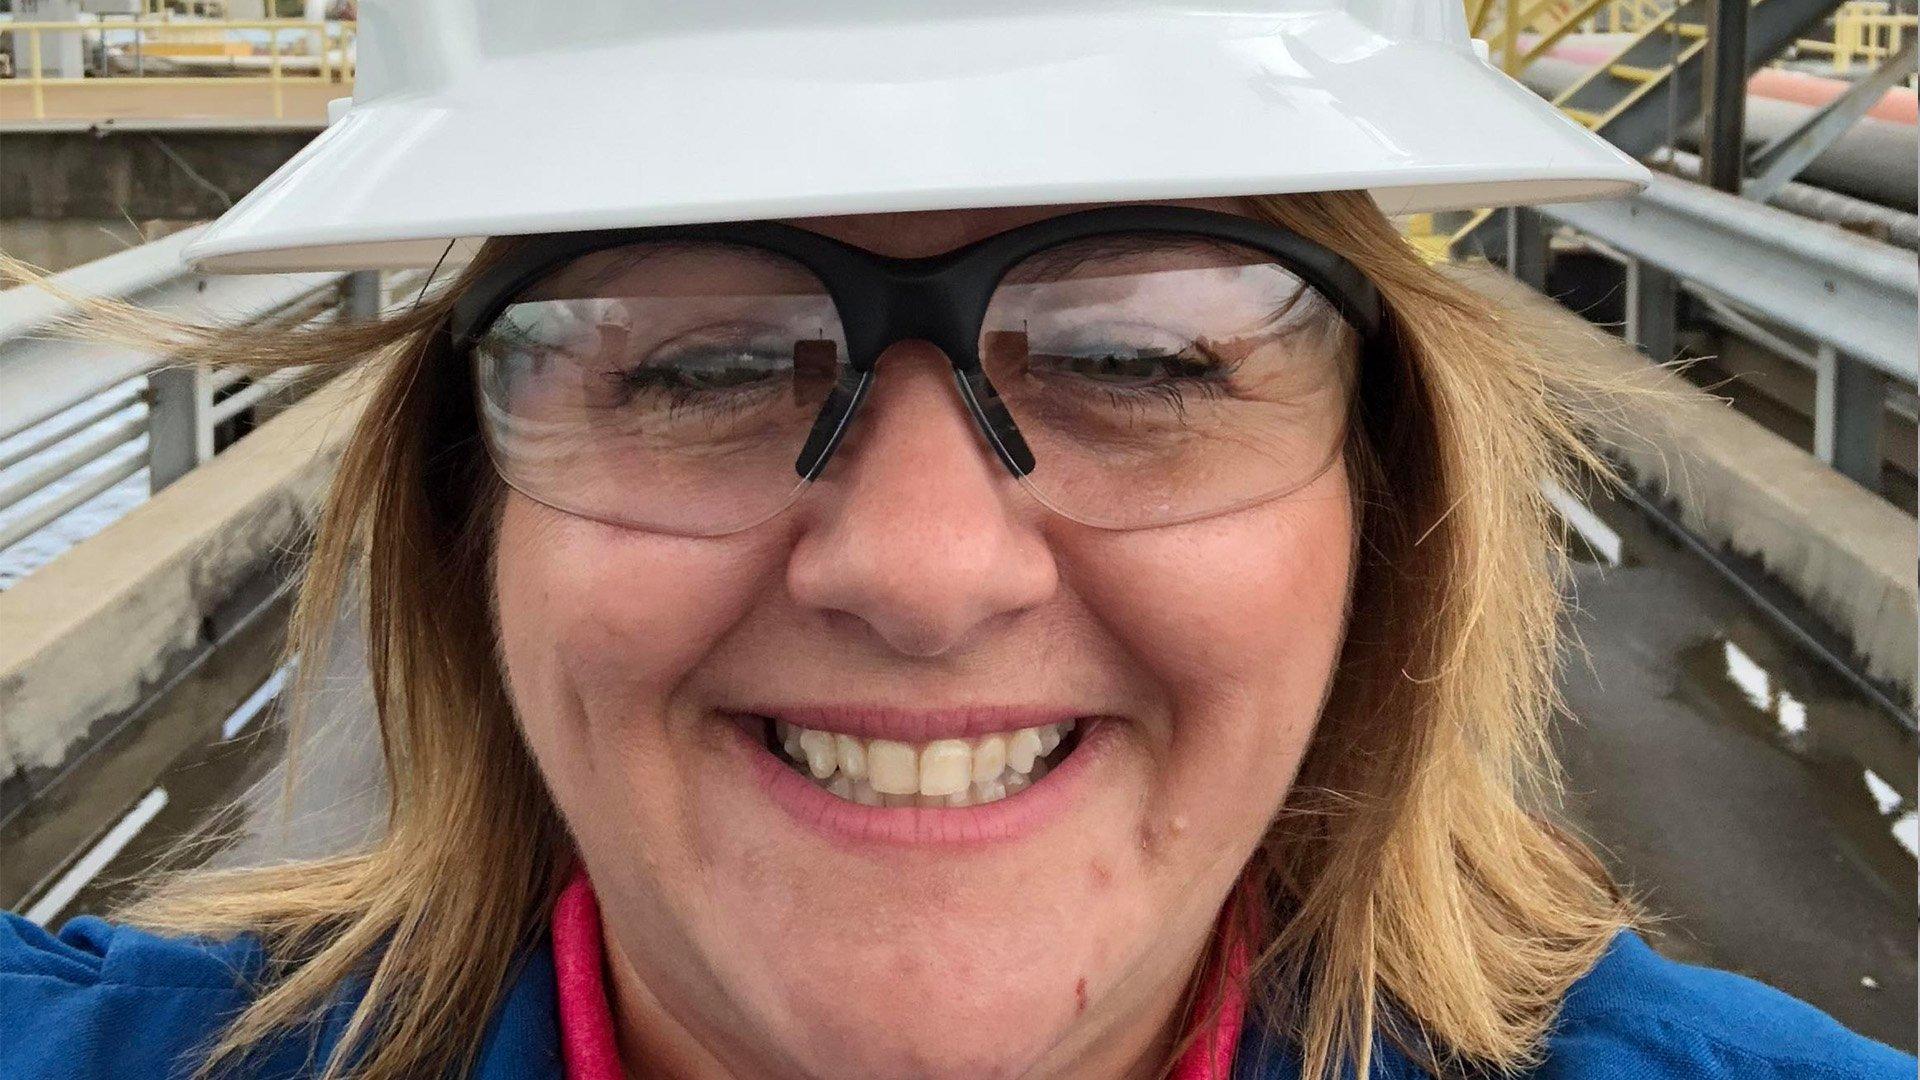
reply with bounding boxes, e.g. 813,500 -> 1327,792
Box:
602,932 -> 741,1080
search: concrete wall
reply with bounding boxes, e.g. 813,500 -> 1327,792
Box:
0,218 -> 202,273
1455,264 -> 1918,695
0,126 -> 319,221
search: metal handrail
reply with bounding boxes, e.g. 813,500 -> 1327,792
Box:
1540,173 -> 1917,385
1795,2 -> 1915,73
1591,0 -> 1673,33
0,454 -> 146,554
0,228 -> 204,358
0,412 -> 147,516
1,282 -> 328,443
0,387 -> 138,474
1470,0 -> 1637,74
0,237 -> 377,565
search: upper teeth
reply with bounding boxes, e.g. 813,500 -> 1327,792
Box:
776,720 -> 1074,807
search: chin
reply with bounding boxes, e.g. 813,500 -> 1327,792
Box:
763,956 -> 1075,1080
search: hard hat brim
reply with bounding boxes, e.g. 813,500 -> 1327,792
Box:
184,13 -> 1648,273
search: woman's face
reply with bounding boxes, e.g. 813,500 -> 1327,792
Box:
493,198 -> 1357,1080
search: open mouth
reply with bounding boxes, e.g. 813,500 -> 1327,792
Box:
748,716 -> 1084,808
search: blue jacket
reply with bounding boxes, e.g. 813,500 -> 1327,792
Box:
1,912 -> 1911,1078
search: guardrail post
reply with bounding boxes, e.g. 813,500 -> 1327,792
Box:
1506,208 -> 1551,291
269,24 -> 285,120
1813,344 -> 1887,490
147,363 -> 212,493
1625,258 -> 1679,362
342,271 -> 381,320
29,30 -> 46,120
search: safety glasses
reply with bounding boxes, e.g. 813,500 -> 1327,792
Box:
449,205 -> 1385,536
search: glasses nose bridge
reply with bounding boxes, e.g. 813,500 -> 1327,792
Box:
801,257 -> 1030,484
862,259 -> 985,367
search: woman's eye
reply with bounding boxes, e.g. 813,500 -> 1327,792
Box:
1014,322 -> 1233,389
1035,347 -> 1219,386
624,348 -> 792,394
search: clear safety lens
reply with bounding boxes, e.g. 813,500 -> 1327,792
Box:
473,234 -> 1359,536
979,233 -> 1360,528
473,241 -> 850,535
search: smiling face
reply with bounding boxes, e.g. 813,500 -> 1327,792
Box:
490,198 -> 1359,1080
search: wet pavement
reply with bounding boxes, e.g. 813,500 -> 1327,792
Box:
1552,486 -> 1916,1050
19,489 -> 1917,1052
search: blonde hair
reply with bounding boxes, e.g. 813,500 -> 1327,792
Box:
82,191 -> 1642,1080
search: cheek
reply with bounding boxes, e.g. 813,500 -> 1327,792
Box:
1104,506 -> 1346,680
491,493 -> 776,796
1077,485 -> 1352,703
1060,471 -> 1354,854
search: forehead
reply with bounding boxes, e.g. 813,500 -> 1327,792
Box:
779,196 -> 1252,259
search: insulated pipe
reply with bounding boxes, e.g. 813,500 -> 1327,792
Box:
1652,148 -> 1920,250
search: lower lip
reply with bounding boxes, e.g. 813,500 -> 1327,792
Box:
726,716 -> 1114,847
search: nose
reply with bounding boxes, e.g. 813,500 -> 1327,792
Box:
785,342 -> 1058,657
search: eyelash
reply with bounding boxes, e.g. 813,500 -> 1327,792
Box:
1092,380 -> 1223,422
1038,349 -> 1238,388
607,359 -> 783,417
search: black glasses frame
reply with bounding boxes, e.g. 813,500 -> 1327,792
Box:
448,204 -> 1385,487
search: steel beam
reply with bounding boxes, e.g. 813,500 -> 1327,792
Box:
1700,0 -> 1750,193
1539,173 -> 1917,384
1746,37 -> 1919,203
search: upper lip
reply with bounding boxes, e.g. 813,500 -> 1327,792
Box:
730,704 -> 1087,742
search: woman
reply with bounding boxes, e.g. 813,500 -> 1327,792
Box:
3,3 -> 1912,1078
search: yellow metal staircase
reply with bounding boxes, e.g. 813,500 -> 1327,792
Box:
1444,0 -> 1855,256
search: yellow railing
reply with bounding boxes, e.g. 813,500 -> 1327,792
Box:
1463,0 -> 1915,80
1796,2 -> 1916,74
1396,214 -> 1454,265
1590,0 -> 1672,33
1467,0 -> 1623,74
1,19 -> 355,122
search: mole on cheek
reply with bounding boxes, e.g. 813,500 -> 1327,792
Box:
1136,813 -> 1191,863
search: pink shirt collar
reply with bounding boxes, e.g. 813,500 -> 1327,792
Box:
552,867 -> 1249,1079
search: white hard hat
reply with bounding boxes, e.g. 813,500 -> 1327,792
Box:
183,0 -> 1648,274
